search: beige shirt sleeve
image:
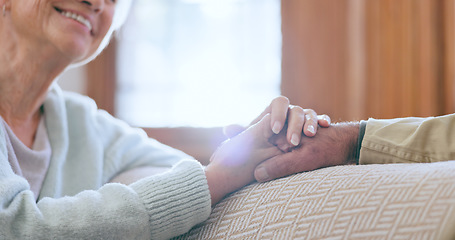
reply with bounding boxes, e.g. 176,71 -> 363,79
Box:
359,114 -> 455,164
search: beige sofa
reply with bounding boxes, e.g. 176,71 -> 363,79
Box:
176,161 -> 455,239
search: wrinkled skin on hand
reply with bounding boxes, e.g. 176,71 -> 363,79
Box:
255,122 -> 360,182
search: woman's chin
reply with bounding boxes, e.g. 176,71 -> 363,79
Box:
61,46 -> 93,65
52,37 -> 94,62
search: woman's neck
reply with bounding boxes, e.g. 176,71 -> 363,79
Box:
0,47 -> 63,120
0,24 -> 70,147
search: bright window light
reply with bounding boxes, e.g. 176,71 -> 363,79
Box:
116,0 -> 281,127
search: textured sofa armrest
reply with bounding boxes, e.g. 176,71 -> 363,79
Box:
176,161 -> 455,239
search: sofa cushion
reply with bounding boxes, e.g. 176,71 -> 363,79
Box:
176,161 -> 455,239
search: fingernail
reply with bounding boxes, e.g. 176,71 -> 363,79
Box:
324,115 -> 331,124
321,115 -> 331,123
255,167 -> 270,182
307,125 -> 316,135
272,121 -> 281,134
291,133 -> 300,146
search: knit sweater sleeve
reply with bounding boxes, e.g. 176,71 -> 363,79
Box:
0,152 -> 211,239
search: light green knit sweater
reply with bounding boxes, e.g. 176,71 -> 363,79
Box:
0,84 -> 211,239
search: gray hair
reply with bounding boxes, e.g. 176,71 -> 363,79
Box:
68,0 -> 132,68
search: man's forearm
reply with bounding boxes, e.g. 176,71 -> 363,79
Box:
359,115 -> 455,164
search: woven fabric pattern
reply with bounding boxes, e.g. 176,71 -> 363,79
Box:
176,161 -> 455,240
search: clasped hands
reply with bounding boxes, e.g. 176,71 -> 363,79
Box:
204,96 -> 346,205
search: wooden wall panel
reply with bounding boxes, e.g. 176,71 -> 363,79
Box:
281,0 -> 350,122
86,40 -> 117,116
282,0 -> 455,122
443,0 -> 455,113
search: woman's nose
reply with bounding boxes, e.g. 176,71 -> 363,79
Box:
80,0 -> 104,12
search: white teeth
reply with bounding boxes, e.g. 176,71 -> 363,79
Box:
60,11 -> 92,32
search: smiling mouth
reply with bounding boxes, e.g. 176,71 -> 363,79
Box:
54,7 -> 93,33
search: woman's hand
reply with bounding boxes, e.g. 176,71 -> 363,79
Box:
205,114 -> 282,205
223,96 -> 331,151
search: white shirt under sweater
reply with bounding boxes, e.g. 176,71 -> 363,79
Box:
0,84 -> 211,239
3,116 -> 51,201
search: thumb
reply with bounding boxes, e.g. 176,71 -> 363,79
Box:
253,149 -> 320,182
254,154 -> 295,182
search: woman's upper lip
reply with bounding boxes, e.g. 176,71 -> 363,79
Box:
54,6 -> 95,35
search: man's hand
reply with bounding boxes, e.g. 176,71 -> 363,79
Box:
254,122 -> 360,182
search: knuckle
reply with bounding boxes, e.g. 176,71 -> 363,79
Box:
290,106 -> 305,116
303,108 -> 317,116
304,110 -> 317,121
272,96 -> 290,106
290,105 -> 304,111
304,120 -> 317,129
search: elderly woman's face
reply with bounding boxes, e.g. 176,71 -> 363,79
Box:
11,0 -> 116,63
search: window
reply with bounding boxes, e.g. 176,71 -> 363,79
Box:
116,0 -> 281,127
